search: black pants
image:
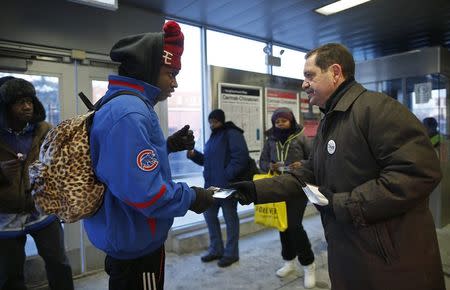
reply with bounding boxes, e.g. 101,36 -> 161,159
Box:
0,219 -> 74,290
279,196 -> 315,266
105,246 -> 165,290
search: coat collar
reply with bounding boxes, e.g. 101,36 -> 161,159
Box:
107,75 -> 161,107
331,82 -> 367,113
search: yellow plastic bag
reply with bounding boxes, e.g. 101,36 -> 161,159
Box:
253,173 -> 288,232
252,173 -> 276,180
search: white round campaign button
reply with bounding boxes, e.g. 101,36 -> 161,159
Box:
327,140 -> 336,154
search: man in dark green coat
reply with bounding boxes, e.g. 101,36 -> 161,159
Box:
232,43 -> 445,290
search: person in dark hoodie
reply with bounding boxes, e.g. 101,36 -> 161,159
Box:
83,21 -> 214,290
0,77 -> 74,290
231,43 -> 445,290
258,107 -> 315,288
187,109 -> 249,267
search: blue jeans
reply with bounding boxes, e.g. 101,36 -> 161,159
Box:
203,198 -> 239,259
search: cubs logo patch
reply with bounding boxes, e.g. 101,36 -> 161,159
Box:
136,149 -> 158,172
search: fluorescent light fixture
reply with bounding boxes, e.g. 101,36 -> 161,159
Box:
315,0 -> 371,15
69,0 -> 118,11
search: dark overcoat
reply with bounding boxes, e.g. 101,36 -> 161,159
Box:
254,82 -> 445,290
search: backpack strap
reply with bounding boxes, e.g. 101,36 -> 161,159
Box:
78,90 -> 148,112
78,92 -> 95,111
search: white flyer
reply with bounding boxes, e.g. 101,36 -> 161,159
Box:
207,186 -> 236,199
302,184 -> 329,206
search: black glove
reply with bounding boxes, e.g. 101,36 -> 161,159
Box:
316,187 -> 334,217
167,125 -> 195,153
190,186 -> 214,214
229,181 -> 257,205
0,159 -> 22,182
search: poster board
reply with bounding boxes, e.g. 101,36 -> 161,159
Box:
300,91 -> 320,114
265,88 -> 299,129
218,83 -> 263,152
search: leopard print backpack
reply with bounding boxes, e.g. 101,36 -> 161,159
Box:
29,111 -> 104,223
29,90 -> 145,223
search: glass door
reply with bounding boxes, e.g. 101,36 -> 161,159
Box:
405,74 -> 449,227
0,59 -> 116,275
364,74 -> 450,227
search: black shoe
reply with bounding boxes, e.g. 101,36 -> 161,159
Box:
201,253 -> 222,262
217,256 -> 239,267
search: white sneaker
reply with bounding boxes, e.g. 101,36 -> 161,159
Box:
276,259 -> 296,277
303,262 -> 316,289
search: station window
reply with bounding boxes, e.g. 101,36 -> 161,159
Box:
207,30 -> 267,74
271,45 -> 306,80
92,80 -> 108,103
166,22 -> 204,179
0,72 -> 60,126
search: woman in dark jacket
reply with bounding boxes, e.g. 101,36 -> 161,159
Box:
259,107 -> 315,288
188,109 -> 249,267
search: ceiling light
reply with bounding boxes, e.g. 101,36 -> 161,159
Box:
315,0 -> 371,15
68,0 -> 118,11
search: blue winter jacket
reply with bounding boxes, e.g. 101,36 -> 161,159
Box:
189,122 -> 249,188
84,75 -> 196,259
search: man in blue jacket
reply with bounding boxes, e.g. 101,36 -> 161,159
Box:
187,109 -> 249,267
84,21 -> 214,290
